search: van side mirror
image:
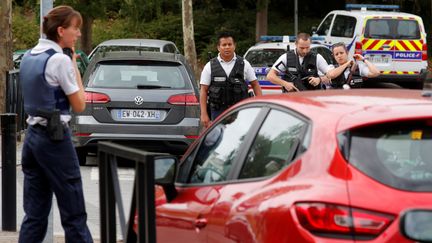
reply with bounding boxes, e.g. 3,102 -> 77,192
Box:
400,209 -> 432,242
154,156 -> 178,201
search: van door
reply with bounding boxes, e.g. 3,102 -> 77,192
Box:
361,17 -> 424,75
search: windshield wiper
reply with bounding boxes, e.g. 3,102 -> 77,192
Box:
136,85 -> 170,89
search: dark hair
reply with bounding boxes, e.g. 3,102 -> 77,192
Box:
331,42 -> 348,53
217,32 -> 235,46
295,33 -> 311,43
42,5 -> 82,43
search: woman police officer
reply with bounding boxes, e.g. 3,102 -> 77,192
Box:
18,5 -> 93,243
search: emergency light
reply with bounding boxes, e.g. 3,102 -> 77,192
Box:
260,35 -> 325,43
345,4 -> 400,11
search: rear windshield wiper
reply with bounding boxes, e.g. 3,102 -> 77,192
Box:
136,85 -> 170,89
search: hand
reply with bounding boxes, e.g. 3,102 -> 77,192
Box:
201,114 -> 211,128
282,81 -> 299,92
353,54 -> 364,61
308,77 -> 320,87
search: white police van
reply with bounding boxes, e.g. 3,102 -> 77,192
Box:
244,36 -> 334,94
313,4 -> 428,89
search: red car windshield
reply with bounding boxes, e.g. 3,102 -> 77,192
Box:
339,119 -> 432,192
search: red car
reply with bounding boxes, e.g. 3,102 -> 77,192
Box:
137,89 -> 432,242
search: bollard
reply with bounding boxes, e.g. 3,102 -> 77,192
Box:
1,113 -> 17,231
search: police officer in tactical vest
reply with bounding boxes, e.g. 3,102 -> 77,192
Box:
326,42 -> 380,89
267,33 -> 332,92
200,32 -> 262,128
18,6 -> 93,243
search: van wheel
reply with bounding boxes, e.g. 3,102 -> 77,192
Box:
76,148 -> 87,166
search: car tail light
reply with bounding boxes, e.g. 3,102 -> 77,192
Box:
185,135 -> 199,139
422,42 -> 428,61
355,42 -> 363,55
85,91 -> 110,104
295,202 -> 394,237
168,93 -> 199,106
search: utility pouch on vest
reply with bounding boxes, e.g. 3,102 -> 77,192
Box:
36,108 -> 65,141
208,86 -> 224,110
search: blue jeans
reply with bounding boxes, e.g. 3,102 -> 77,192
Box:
19,125 -> 93,243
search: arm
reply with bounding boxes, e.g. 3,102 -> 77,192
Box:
267,69 -> 299,92
354,54 -> 380,78
326,61 -> 352,80
200,85 -> 211,128
67,51 -> 86,113
250,80 -> 263,96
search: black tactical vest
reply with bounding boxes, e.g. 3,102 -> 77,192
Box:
331,63 -> 363,89
285,50 -> 321,91
208,56 -> 248,110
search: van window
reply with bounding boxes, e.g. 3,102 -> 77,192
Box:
331,15 -> 356,38
364,19 -> 420,39
245,49 -> 285,67
317,14 -> 334,36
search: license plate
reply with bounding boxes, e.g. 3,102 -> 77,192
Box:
367,54 -> 391,64
117,109 -> 161,120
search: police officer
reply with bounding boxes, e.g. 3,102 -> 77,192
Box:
18,6 -> 93,243
267,33 -> 332,92
200,32 -> 262,128
326,42 -> 380,88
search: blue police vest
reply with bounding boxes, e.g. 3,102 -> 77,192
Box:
20,49 -> 70,116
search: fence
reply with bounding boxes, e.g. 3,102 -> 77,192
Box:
6,70 -> 26,134
98,141 -> 164,243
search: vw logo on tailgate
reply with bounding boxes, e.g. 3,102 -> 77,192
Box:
134,96 -> 144,105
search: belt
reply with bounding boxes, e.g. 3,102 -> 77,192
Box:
32,123 -> 47,129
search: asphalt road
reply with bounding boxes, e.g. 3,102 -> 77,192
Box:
0,144 -> 134,242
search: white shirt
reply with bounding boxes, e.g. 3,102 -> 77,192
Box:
271,50 -> 333,76
26,39 -> 79,125
200,53 -> 257,86
342,60 -> 370,78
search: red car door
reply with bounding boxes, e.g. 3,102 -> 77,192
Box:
156,107 -> 263,242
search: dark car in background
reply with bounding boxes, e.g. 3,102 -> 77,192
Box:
72,50 -> 200,165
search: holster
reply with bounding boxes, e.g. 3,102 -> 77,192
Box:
36,108 -> 65,141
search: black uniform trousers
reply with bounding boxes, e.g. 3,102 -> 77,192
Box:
19,125 -> 93,243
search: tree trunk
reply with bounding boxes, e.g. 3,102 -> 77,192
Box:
182,0 -> 199,81
80,15 -> 93,55
0,0 -> 13,113
255,0 -> 268,42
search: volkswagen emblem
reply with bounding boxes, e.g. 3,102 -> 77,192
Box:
134,96 -> 144,105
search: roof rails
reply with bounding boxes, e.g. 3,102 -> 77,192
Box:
260,35 -> 325,43
345,4 -> 400,12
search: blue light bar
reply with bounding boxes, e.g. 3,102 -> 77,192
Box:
346,4 -> 400,11
260,35 -> 297,42
260,35 -> 325,43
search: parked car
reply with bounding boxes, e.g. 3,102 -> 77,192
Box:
244,37 -> 335,94
13,49 -> 89,76
71,50 -> 200,165
88,39 -> 180,60
136,89 -> 432,242
313,4 -> 428,89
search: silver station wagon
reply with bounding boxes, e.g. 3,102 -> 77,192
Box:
72,50 -> 200,165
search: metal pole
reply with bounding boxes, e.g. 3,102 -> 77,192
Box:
294,0 -> 298,35
1,113 -> 17,231
40,0 -> 53,38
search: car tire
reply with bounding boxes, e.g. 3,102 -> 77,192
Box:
76,147 -> 87,166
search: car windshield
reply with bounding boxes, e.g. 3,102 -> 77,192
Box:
245,49 -> 285,67
340,119 -> 432,192
88,61 -> 188,89
364,19 -> 421,39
